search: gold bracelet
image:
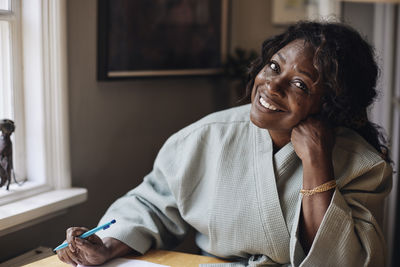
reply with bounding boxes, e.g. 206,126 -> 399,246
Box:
300,180 -> 336,196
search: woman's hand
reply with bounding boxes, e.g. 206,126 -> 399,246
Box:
56,227 -> 135,266
291,117 -> 334,165
291,116 -> 335,188
56,227 -> 110,266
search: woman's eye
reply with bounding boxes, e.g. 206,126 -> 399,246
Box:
269,61 -> 280,73
292,80 -> 310,94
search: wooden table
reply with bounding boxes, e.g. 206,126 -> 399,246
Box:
22,250 -> 230,267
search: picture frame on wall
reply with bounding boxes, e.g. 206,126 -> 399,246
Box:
271,0 -> 316,25
97,0 -> 228,80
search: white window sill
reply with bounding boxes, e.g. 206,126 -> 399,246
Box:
0,188 -> 87,236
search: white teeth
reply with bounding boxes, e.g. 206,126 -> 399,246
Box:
259,97 -> 278,111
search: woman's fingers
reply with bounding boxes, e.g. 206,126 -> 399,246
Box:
57,248 -> 77,267
58,226 -> 91,265
75,237 -> 100,254
86,233 -> 103,245
74,236 -> 109,265
65,248 -> 80,266
66,227 -> 89,253
291,117 -> 334,161
58,227 -> 108,266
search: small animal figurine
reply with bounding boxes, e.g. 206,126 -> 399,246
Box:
0,119 -> 16,190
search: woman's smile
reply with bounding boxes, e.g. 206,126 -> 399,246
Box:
259,97 -> 279,111
254,89 -> 285,113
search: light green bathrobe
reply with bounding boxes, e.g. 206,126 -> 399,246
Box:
97,104 -> 392,267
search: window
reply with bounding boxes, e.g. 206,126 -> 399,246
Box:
0,0 -> 86,236
0,0 -> 27,200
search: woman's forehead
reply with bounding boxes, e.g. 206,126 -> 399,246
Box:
276,39 -> 315,59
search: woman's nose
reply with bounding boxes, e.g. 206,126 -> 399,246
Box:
267,77 -> 285,97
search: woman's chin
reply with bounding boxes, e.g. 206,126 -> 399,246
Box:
250,105 -> 295,132
250,101 -> 274,128
249,108 -> 270,129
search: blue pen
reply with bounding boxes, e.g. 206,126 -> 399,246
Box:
53,219 -> 116,251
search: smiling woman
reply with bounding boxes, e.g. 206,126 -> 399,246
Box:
246,21 -> 392,258
56,21 -> 392,267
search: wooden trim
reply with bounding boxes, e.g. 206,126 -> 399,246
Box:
108,68 -> 223,77
10,0 -> 27,181
43,0 -> 71,189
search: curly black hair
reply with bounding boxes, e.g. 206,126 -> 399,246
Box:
244,21 -> 390,161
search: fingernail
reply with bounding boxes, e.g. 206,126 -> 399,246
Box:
68,243 -> 75,252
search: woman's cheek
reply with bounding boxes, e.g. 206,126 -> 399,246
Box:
292,97 -> 309,121
251,84 -> 259,102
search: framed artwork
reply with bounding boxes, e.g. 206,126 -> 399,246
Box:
97,0 -> 228,80
272,0 -> 316,25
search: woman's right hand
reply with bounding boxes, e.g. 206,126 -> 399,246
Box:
56,227 -> 111,266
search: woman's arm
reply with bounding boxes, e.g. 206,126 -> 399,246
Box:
102,237 -> 137,260
57,131 -> 195,266
291,117 -> 335,253
290,119 -> 392,266
299,157 -> 334,253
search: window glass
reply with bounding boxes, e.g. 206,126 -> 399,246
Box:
0,0 -> 10,11
0,20 -> 13,120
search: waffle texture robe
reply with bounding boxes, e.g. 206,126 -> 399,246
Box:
97,104 -> 392,267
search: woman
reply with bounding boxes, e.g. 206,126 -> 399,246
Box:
57,21 -> 392,266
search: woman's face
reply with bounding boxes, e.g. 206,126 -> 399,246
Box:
250,39 -> 324,134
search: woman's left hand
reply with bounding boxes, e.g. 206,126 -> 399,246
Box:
291,117 -> 335,166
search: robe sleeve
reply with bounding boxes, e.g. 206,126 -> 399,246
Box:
290,159 -> 392,267
96,132 -> 190,254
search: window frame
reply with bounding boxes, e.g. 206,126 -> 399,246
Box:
0,0 -> 87,235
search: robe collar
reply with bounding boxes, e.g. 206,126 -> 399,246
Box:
251,122 -> 291,263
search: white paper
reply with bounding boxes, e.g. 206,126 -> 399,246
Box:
77,257 -> 170,267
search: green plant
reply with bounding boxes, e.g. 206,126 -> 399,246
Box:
224,48 -> 258,88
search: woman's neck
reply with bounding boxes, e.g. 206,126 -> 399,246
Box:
268,130 -> 291,153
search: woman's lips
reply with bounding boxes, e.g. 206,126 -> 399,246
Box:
257,91 -> 285,112
259,96 -> 280,111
